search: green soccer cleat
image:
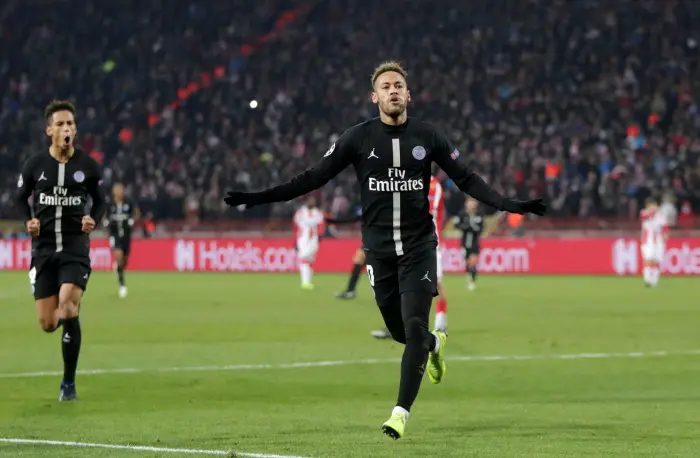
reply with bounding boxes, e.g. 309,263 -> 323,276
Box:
427,330 -> 447,384
301,283 -> 315,290
381,411 -> 407,440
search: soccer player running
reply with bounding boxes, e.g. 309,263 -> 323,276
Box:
294,195 -> 325,289
224,62 -> 546,439
15,100 -> 106,401
455,197 -> 485,290
107,182 -> 139,298
640,197 -> 668,287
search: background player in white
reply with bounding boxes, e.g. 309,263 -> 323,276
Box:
294,195 -> 325,290
640,197 -> 668,288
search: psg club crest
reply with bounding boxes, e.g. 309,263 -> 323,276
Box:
412,145 -> 426,160
73,171 -> 85,183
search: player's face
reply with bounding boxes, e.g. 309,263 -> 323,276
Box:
371,72 -> 410,118
306,196 -> 317,208
466,199 -> 478,213
113,184 -> 125,201
46,110 -> 77,149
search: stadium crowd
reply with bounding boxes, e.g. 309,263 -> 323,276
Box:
1,0 -> 699,223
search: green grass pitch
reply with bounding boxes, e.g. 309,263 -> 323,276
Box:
1,272 -> 699,457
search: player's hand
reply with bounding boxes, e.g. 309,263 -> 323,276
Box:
502,198 -> 547,216
224,191 -> 264,209
82,215 -> 96,233
26,218 -> 40,237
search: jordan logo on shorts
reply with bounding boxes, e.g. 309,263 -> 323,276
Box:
421,271 -> 431,282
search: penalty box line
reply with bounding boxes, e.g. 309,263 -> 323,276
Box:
0,438 -> 306,458
1,349 -> 699,379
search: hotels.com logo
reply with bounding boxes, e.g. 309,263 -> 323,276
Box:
612,239 -> 700,275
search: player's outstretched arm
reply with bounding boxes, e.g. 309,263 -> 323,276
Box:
15,157 -> 37,222
225,129 -> 356,209
431,132 -> 546,216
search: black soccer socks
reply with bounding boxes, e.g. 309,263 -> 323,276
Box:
396,291 -> 434,411
346,263 -> 363,292
117,264 -> 126,287
61,317 -> 82,383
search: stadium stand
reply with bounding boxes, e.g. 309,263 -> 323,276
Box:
1,0 -> 699,227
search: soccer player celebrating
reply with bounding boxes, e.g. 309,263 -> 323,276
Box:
294,195 -> 325,290
640,197 -> 668,287
455,197 -> 485,290
224,62 -> 546,438
107,182 -> 139,298
15,100 -> 106,401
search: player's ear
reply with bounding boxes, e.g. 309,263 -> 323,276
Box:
45,124 -> 52,138
407,90 -> 411,103
371,91 -> 379,104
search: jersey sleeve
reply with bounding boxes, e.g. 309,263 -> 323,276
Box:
86,158 -> 107,223
15,156 -> 37,221
253,128 -> 357,204
431,130 -> 505,211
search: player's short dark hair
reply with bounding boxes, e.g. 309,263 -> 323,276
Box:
371,61 -> 408,88
44,100 -> 76,125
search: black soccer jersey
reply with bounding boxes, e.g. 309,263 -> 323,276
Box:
455,212 -> 485,250
253,117 -> 505,255
108,200 -> 137,239
16,149 -> 106,257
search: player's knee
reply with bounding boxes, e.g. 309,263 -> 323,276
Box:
39,317 -> 59,333
353,250 -> 365,264
59,299 -> 80,318
403,315 -> 429,342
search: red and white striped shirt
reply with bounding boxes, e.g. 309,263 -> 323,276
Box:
428,176 -> 444,243
294,206 -> 325,243
640,208 -> 668,246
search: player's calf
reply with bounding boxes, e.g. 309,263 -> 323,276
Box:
467,254 -> 479,290
58,284 -> 84,400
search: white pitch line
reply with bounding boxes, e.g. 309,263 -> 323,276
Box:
0,438 -> 306,458
1,349 -> 699,380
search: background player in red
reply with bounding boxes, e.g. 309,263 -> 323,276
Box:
429,175 -> 448,331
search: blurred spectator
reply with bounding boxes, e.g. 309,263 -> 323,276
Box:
2,0 -> 700,222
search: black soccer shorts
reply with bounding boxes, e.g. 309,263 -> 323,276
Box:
109,235 -> 132,256
365,246 -> 439,305
29,253 -> 92,300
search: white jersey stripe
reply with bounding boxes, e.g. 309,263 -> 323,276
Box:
55,163 -> 65,252
391,138 -> 403,256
